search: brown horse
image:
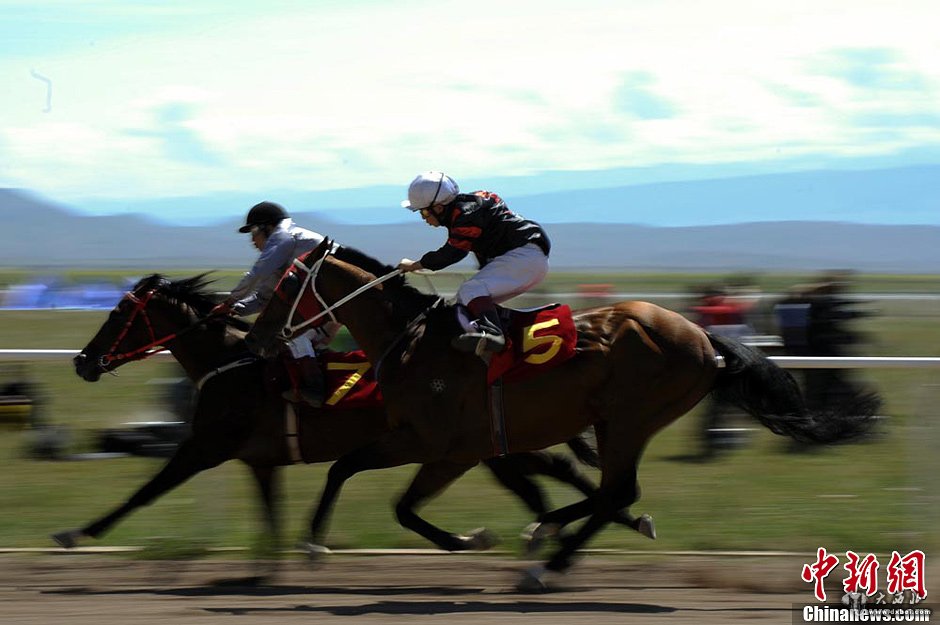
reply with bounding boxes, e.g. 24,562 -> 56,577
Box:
245,241 -> 877,589
58,273 -> 634,558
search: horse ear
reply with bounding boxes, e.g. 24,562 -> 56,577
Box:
305,237 -> 333,266
134,273 -> 165,292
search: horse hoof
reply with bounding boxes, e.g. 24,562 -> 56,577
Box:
520,522 -> 539,544
516,565 -> 550,593
298,542 -> 331,565
522,522 -> 559,555
462,527 -> 499,551
52,529 -> 84,549
637,514 -> 656,540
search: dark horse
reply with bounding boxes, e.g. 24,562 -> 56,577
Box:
57,273 -> 633,556
245,240 -> 877,589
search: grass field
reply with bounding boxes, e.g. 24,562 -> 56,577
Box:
0,270 -> 938,559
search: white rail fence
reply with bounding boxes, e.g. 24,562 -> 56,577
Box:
1,349 -> 940,369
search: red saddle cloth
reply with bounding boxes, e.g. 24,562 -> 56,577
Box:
320,350 -> 384,409
486,303 -> 578,384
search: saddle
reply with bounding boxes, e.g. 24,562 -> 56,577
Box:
456,302 -> 578,384
266,350 -> 383,410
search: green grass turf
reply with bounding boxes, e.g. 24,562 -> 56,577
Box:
0,272 -> 937,558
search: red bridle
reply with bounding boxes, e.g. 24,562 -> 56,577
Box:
97,287 -> 181,368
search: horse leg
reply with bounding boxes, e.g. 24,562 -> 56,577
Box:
52,438 -> 229,548
395,459 -> 498,551
532,421 -> 610,528
483,455 -> 550,518
303,425 -> 429,558
521,437 -> 646,591
248,464 -> 279,535
508,450 -> 640,524
519,481 -> 639,591
248,464 -> 282,563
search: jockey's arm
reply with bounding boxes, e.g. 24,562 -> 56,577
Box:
228,230 -> 296,313
416,243 -> 468,272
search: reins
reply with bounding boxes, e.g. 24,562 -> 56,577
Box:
281,243 -> 403,338
372,297 -> 444,382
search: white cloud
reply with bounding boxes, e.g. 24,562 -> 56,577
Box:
1,0 -> 938,199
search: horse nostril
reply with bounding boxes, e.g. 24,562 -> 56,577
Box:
73,353 -> 87,367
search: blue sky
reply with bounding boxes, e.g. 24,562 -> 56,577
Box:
1,0 -> 938,222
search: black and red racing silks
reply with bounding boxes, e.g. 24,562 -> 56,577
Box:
418,191 -> 551,271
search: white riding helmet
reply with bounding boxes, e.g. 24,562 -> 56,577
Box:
401,172 -> 459,211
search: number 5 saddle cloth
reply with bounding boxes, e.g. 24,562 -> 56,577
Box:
472,303 -> 578,384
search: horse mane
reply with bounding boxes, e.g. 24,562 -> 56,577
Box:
328,245 -> 454,379
134,273 -> 252,332
332,245 -> 439,319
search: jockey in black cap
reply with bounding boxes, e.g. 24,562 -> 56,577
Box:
211,201 -> 338,407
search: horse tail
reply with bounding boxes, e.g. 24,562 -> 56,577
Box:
707,333 -> 880,444
565,428 -> 601,468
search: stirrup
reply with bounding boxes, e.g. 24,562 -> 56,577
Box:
282,388 -> 324,408
452,330 -> 505,355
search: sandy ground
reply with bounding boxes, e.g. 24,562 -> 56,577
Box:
0,553 -> 845,625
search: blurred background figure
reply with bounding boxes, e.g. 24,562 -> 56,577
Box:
690,283 -> 758,340
774,271 -> 878,414
685,280 -> 765,459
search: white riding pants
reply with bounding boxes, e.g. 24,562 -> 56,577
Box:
286,321 -> 341,359
456,243 -> 549,306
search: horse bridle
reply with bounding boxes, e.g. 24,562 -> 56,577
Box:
278,241 -> 402,338
276,241 -> 444,382
96,282 -> 212,369
279,241 -> 340,338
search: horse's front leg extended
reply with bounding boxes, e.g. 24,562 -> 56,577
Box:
302,425 -> 430,559
248,464 -> 282,557
396,459 -> 497,552
52,438 -> 228,548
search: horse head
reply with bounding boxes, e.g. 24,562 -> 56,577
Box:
74,273 -> 219,382
245,238 -> 335,359
246,240 -> 436,361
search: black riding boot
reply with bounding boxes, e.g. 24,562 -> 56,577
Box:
453,297 -> 506,354
282,356 -> 326,408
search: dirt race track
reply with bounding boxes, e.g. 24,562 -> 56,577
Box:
0,553 -> 855,625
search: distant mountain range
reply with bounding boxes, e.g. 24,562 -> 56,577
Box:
2,187 -> 939,272
69,164 -> 940,227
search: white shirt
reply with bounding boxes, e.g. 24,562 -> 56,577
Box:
230,219 -> 325,316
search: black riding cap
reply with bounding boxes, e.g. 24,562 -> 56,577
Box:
238,201 -> 289,233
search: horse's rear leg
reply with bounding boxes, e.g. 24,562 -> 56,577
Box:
517,425 -> 649,551
304,425 -> 429,555
483,455 -> 551,518
502,450 -> 641,528
396,459 -> 496,552
519,471 -> 640,591
520,431 -> 646,591
52,438 -> 228,548
485,450 -> 600,521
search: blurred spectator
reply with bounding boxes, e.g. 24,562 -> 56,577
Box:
688,283 -> 763,459
774,272 -> 876,412
1,275 -> 133,310
690,284 -> 757,340
774,286 -> 812,355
